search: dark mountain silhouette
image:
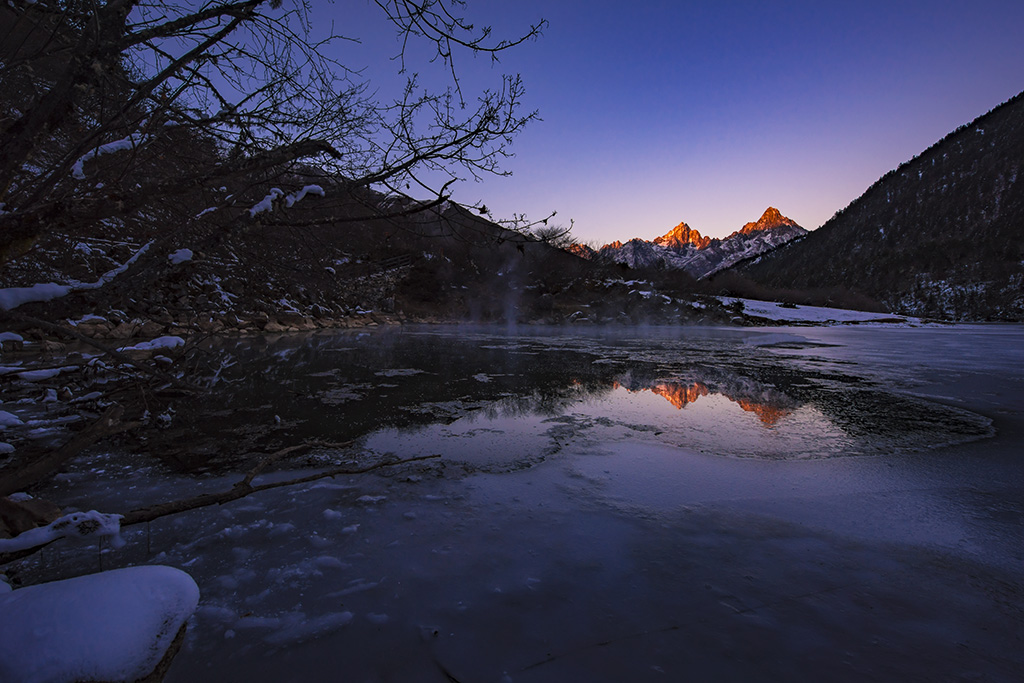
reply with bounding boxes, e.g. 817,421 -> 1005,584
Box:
734,91 -> 1024,321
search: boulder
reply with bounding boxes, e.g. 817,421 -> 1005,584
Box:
108,323 -> 137,340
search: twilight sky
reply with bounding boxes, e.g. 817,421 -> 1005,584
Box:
333,1 -> 1024,243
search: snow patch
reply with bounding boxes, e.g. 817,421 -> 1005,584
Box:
0,410 -> 24,428
168,249 -> 193,265
719,297 -> 911,324
122,336 -> 185,352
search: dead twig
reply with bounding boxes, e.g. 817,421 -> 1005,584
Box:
240,439 -> 355,487
0,540 -> 57,566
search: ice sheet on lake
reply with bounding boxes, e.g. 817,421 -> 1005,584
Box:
5,325 -> 1021,682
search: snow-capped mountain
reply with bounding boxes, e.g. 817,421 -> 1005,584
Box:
595,208 -> 806,279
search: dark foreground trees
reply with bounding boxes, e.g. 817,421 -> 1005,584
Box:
0,0 -> 545,264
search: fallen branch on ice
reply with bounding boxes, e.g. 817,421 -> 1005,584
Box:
121,452 -> 440,527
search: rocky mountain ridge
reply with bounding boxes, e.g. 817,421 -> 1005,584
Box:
586,208 -> 807,279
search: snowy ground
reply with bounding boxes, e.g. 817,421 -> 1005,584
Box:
719,297 -> 920,324
4,325 -> 1023,682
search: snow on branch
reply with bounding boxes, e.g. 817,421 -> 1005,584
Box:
0,241 -> 152,311
249,188 -> 284,217
249,185 -> 325,217
284,185 -> 325,207
70,134 -> 149,180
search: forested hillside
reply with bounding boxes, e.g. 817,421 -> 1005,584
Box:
735,91 -> 1024,320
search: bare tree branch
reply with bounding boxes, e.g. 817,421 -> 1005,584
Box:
0,1 -> 545,262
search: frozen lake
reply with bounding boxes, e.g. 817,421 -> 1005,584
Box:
14,325 -> 1024,681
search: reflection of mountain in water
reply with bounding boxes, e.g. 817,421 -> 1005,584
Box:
615,372 -> 798,428
647,383 -> 708,409
732,398 -> 791,427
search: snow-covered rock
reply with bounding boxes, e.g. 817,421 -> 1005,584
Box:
122,336 -> 185,352
0,510 -> 125,554
0,566 -> 199,683
167,249 -> 193,265
0,410 -> 24,428
17,368 -> 69,383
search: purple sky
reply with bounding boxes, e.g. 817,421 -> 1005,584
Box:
331,1 -> 1024,243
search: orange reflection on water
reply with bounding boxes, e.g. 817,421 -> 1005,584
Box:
649,382 -> 709,409
616,381 -> 793,428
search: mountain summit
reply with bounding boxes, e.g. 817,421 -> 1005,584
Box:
653,221 -> 711,250
739,207 -> 800,235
